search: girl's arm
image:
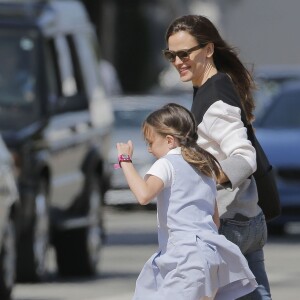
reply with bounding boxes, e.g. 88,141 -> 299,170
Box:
116,141 -> 164,205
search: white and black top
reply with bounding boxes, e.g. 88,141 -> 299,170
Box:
192,72 -> 261,219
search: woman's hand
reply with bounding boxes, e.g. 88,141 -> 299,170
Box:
116,140 -> 134,157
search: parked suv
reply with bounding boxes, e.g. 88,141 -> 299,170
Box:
0,0 -> 114,282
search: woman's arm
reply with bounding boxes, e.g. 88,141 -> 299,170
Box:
203,101 -> 256,189
116,141 -> 164,205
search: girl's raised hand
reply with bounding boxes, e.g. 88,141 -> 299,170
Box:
116,140 -> 134,157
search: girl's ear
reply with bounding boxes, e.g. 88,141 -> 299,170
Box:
166,135 -> 177,149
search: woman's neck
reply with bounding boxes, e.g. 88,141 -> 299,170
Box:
193,63 -> 217,87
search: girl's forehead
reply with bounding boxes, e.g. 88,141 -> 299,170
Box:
144,125 -> 156,139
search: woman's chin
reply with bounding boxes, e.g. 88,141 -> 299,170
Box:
179,69 -> 193,82
180,75 -> 192,83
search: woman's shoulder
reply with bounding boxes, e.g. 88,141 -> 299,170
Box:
195,72 -> 239,103
192,72 -> 242,123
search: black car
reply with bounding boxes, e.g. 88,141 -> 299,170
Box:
0,0 -> 114,281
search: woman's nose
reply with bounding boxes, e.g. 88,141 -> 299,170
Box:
173,56 -> 182,65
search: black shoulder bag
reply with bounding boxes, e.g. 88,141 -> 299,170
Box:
245,123 -> 281,222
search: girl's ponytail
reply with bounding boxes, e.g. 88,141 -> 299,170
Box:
143,103 -> 222,180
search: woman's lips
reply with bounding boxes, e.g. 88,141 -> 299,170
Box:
179,66 -> 190,77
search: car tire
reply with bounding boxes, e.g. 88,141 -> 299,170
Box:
17,180 -> 50,282
55,174 -> 104,276
0,218 -> 16,300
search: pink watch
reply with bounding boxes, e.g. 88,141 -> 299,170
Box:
114,154 -> 132,169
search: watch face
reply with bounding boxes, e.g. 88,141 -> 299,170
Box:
120,154 -> 130,160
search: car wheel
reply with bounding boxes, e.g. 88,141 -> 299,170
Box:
55,175 -> 104,276
17,181 -> 50,282
0,218 -> 16,300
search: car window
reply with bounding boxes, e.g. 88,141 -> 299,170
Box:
73,32 -> 114,126
73,32 -> 104,97
258,88 -> 300,129
50,35 -> 89,113
255,79 -> 282,118
254,75 -> 300,122
54,36 -> 78,97
44,39 -> 60,112
66,34 -> 86,98
0,29 -> 39,130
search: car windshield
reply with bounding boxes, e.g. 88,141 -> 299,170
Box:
254,74 -> 300,122
257,88 -> 300,129
0,29 -> 39,131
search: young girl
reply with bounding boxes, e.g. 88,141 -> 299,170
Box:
115,103 -> 257,300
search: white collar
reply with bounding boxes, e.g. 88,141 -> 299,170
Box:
167,147 -> 181,155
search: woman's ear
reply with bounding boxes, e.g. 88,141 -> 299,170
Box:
206,42 -> 214,58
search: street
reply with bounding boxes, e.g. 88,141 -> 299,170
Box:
13,206 -> 300,300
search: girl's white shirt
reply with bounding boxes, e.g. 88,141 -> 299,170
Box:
145,147 -> 181,188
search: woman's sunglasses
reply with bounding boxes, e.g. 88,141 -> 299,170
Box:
162,44 -> 205,63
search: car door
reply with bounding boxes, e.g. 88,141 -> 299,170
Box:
43,35 -> 91,210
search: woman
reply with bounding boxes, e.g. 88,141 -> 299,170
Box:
163,15 -> 271,300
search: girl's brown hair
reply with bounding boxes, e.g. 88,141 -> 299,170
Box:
165,15 -> 256,123
143,103 -> 221,180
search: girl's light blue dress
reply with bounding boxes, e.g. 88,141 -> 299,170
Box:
132,154 -> 257,300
